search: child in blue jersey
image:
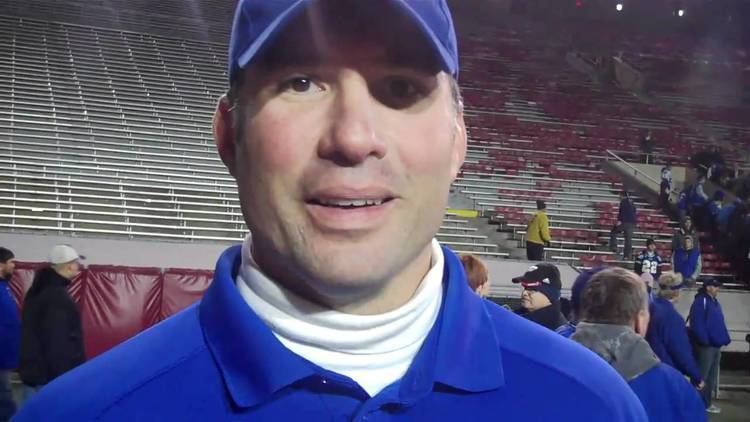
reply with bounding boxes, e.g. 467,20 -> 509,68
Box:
634,238 -> 663,279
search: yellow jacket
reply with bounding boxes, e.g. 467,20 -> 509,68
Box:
526,210 -> 551,245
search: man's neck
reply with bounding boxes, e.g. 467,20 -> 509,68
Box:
252,241 -> 436,316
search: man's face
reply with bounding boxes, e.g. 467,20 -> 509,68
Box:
647,243 -> 656,253
0,258 -> 15,279
707,285 -> 720,297
521,288 -> 551,311
216,5 -> 466,308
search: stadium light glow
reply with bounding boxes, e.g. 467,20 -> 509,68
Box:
677,9 -> 685,17
616,3 -> 623,12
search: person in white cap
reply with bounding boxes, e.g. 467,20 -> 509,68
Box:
17,245 -> 85,400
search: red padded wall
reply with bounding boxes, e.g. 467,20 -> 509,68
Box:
10,263 -> 214,359
79,266 -> 163,359
160,269 -> 213,321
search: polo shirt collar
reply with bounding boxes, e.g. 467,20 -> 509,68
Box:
199,244 -> 504,409
412,246 -> 504,395
200,245 -> 317,409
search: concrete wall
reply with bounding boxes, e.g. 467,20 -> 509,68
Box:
0,231 -> 234,269
485,259 -> 581,298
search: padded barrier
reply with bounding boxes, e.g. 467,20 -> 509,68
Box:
9,262 -> 213,359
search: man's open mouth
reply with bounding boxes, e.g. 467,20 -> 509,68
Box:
307,198 -> 395,209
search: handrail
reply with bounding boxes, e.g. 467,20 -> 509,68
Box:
606,149 -> 676,194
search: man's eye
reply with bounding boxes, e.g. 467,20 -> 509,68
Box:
281,76 -> 324,94
387,78 -> 418,99
372,76 -> 428,109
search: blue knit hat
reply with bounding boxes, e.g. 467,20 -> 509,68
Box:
570,266 -> 606,316
702,278 -> 722,288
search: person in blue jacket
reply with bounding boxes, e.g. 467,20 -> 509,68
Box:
573,267 -> 706,422
558,266 -> 607,338
673,236 -> 702,285
15,1 -> 648,421
0,247 -> 20,422
646,272 -> 704,390
688,278 -> 731,414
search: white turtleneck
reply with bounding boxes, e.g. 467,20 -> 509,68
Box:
236,236 -> 444,397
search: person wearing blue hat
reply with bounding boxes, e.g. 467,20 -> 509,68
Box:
688,278 -> 731,414
557,266 -> 608,338
645,272 -> 704,391
15,1 -> 646,421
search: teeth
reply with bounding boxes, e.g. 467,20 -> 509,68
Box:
318,199 -> 384,207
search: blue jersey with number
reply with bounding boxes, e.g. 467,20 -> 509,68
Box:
635,251 -> 662,277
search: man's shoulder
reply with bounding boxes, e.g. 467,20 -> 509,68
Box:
482,302 -> 645,417
641,364 -> 703,403
15,303 -> 212,421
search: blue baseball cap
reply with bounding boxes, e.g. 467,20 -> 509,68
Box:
228,0 -> 458,82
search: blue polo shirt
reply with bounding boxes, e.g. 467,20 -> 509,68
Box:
16,246 -> 647,421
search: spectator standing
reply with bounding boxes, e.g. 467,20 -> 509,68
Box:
689,176 -> 710,214
609,191 -> 637,259
704,191 -> 724,233
646,273 -> 704,390
0,248 -> 19,422
688,278 -> 731,414
525,199 -> 551,261
641,131 -> 654,164
672,237 -> 702,286
672,216 -> 700,253
460,255 -> 489,297
512,264 -> 569,333
659,163 -> 673,210
572,268 -> 706,422
19,245 -> 86,398
634,238 -> 663,279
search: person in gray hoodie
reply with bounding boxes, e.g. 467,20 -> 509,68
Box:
573,267 -> 705,422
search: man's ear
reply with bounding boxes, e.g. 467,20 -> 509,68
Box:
214,95 -> 238,178
450,112 -> 468,181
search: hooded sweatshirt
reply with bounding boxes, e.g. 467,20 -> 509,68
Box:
672,248 -> 701,280
688,288 -> 731,348
573,323 -> 705,422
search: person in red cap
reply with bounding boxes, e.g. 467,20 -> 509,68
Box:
512,263 -> 569,333
16,2 -> 646,421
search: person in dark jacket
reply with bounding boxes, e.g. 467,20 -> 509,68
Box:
19,245 -> 86,398
512,263 -> 569,332
573,267 -> 706,422
0,248 -> 19,422
646,272 -> 704,390
609,191 -> 637,259
688,278 -> 731,414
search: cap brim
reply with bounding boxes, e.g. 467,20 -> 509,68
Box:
511,277 -> 525,284
233,0 -> 456,80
